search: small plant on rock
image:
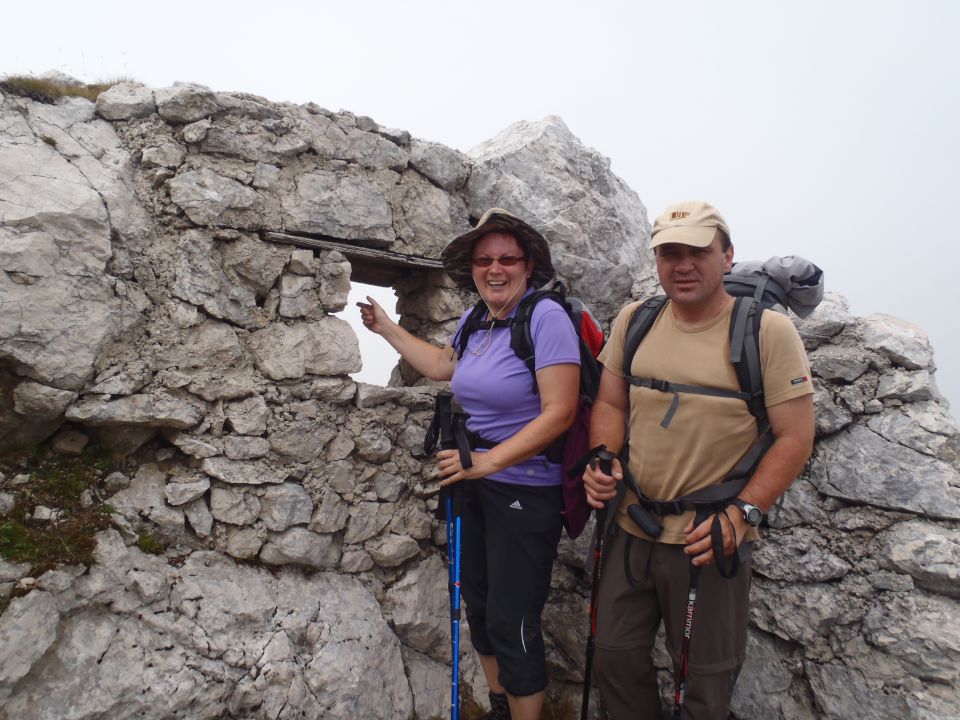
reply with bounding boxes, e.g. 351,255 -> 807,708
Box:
0,445 -> 117,575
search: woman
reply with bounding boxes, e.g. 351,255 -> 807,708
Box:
357,208 -> 580,720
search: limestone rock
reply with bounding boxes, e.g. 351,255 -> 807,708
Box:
409,138 -> 471,192
795,292 -> 853,349
168,432 -> 221,459
259,527 -> 340,569
225,526 -> 263,558
11,381 -> 77,421
66,393 -> 204,429
366,533 -> 419,567
259,483 -> 314,531
308,490 -> 350,534
383,554 -> 448,660
751,579 -> 853,645
89,362 -> 153,396
141,142 -> 185,169
811,425 -> 960,519
281,169 -> 394,243
220,233 -> 290,297
317,252 -> 352,312
730,630 -> 797,719
880,520 -> 960,598
210,486 -> 262,525
863,592 -> 960,683
51,429 -> 89,455
183,497 -> 213,538
202,457 -> 285,486
401,647 -> 450,720
876,368 -> 937,403
169,168 -> 263,229
182,118 -> 212,143
813,385 -> 854,436
164,477 -> 210,506
224,395 -> 270,435
223,435 -> 270,460
0,590 -> 59,703
354,426 -> 392,463
340,548 -> 374,573
108,464 -> 185,541
465,115 -> 651,320
753,529 -> 852,582
269,421 -> 336,462
95,83 -> 156,120
246,317 -> 361,380
810,345 -> 868,382
806,661 -> 910,720
0,135 -> 122,391
868,401 -> 960,464
344,501 -> 394,544
155,85 -> 220,123
862,313 -> 934,371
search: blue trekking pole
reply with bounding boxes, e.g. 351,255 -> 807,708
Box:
426,392 -> 470,720
445,483 -> 463,720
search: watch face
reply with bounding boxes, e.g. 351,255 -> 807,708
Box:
745,506 -> 762,526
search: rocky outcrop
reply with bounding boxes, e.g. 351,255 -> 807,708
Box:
1,81 -> 958,720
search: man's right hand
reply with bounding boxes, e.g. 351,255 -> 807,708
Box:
583,457 -> 622,509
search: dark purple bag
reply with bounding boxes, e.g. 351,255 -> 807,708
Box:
561,400 -> 593,539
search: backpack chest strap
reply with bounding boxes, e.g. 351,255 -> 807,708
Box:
624,376 -> 751,428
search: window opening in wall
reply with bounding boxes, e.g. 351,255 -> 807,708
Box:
263,231 -> 443,389
346,282 -> 399,386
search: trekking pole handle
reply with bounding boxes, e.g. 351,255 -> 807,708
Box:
621,464 -> 664,539
595,447 -> 615,478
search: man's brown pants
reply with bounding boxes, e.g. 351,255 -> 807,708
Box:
592,526 -> 752,720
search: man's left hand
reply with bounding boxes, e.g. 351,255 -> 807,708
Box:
683,508 -> 750,567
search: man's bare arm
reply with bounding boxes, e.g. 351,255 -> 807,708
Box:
582,368 -> 630,509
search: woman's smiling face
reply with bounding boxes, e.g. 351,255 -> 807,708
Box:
471,232 -> 533,315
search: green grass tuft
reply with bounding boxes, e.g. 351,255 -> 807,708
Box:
136,531 -> 164,555
0,74 -> 137,104
0,445 -> 117,574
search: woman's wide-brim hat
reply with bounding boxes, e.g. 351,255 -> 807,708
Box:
441,208 -> 556,290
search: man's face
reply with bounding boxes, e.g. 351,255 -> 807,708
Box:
654,232 -> 734,310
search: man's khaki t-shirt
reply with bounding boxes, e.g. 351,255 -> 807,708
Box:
598,297 -> 813,544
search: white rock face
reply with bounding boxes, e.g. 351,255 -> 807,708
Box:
0,532 -> 409,719
1,81 -> 958,720
466,115 -> 654,320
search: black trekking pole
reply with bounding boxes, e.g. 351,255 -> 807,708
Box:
580,446 -> 616,720
672,506 -> 711,720
426,392 -> 467,720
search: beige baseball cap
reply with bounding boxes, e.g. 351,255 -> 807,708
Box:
650,201 -> 730,249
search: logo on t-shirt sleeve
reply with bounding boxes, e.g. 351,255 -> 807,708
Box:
790,375 -> 810,386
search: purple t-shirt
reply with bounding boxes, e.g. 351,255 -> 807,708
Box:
450,290 -> 580,487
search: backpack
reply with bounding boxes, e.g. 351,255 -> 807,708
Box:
621,256 -> 823,531
452,281 -> 604,538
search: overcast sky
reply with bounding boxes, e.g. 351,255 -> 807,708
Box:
4,1 -> 957,410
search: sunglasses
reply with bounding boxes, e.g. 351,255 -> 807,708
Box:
471,255 -> 528,267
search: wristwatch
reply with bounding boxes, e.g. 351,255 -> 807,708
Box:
730,499 -> 763,527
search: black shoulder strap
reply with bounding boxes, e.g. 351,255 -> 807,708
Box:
453,300 -> 492,358
728,296 -> 766,420
509,286 -> 567,388
623,296 -> 668,375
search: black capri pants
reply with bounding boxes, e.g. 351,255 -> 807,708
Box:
459,478 -> 563,697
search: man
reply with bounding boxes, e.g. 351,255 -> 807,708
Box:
582,201 -> 815,719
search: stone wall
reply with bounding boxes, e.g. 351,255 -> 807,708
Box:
0,81 -> 957,720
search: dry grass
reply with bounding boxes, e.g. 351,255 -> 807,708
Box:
0,74 -> 136,104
